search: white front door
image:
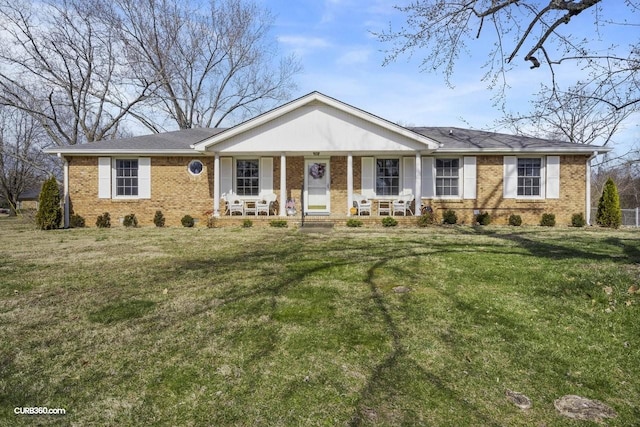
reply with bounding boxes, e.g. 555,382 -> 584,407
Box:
304,159 -> 330,214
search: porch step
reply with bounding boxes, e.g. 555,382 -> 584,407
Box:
304,212 -> 331,217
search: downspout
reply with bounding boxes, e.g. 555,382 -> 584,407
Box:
59,154 -> 70,228
586,151 -> 598,225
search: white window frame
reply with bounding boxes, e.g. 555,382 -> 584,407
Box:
434,158 -> 462,199
516,157 -> 545,199
112,158 -> 140,199
505,156 -> 547,200
235,158 -> 260,197
375,157 -> 401,197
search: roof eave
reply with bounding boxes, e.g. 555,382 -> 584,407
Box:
435,146 -> 611,155
45,149 -> 206,156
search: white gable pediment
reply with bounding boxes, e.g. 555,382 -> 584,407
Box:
193,93 -> 438,154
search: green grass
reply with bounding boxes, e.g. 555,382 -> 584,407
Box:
1,216 -> 639,425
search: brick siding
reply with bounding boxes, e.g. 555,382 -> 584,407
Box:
67,154 -> 589,227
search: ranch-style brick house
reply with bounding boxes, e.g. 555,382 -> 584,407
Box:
46,92 -> 609,227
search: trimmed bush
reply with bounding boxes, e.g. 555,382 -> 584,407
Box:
382,216 -> 398,227
242,219 -> 253,228
153,210 -> 165,227
508,214 -> 522,226
571,213 -> 586,228
181,215 -> 195,227
123,213 -> 138,228
96,212 -> 111,228
346,218 -> 363,228
70,214 -> 86,228
35,176 -> 61,230
269,219 -> 288,228
475,211 -> 491,226
596,177 -> 622,229
540,213 -> 556,227
442,209 -> 457,225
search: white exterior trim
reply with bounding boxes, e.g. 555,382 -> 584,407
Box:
193,92 -> 439,153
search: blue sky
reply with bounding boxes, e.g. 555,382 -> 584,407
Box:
263,0 -> 638,157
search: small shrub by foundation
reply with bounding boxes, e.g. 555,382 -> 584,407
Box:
96,212 -> 111,228
153,210 -> 165,227
346,218 -> 363,227
242,219 -> 253,228
571,213 -> 586,227
508,214 -> 522,226
475,212 -> 491,226
382,216 -> 398,227
417,210 -> 435,227
270,219 -> 288,228
181,215 -> 195,227
123,213 -> 138,228
442,209 -> 457,225
540,213 -> 556,227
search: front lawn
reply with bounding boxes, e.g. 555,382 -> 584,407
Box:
1,217 -> 639,425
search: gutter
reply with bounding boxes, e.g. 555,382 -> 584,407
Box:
59,154 -> 70,229
586,150 -> 598,225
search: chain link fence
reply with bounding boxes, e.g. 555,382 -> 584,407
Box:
591,208 -> 640,227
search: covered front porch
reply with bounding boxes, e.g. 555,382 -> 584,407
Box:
208,154 -> 427,219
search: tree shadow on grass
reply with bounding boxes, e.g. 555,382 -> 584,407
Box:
138,230 -> 637,424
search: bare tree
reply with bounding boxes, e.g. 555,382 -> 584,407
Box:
377,1 -> 639,113
108,0 -> 301,130
0,0 -> 153,146
501,84 -> 637,146
0,107 -> 48,215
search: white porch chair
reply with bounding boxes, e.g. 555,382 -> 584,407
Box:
352,193 -> 372,216
256,193 -> 277,216
392,193 -> 415,216
227,197 -> 244,216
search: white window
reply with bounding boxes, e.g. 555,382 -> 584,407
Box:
375,158 -> 400,196
115,159 -> 138,196
517,158 -> 542,196
504,156 -> 558,199
98,157 -> 150,199
188,159 -> 204,176
236,159 -> 259,196
435,159 -> 460,197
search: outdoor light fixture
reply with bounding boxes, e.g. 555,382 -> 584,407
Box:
313,152 -> 320,156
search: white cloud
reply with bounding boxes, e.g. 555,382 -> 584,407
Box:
336,48 -> 372,66
277,35 -> 331,56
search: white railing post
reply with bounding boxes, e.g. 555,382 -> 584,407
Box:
636,207 -> 639,227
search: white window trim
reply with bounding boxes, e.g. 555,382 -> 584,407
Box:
360,156 -> 404,200
433,157 -> 463,199
228,157 -> 273,199
234,157 -> 261,198
112,158 -> 141,200
188,159 -> 205,176
515,156 -> 546,200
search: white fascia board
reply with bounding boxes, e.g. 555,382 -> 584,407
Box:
435,146 -> 612,155
192,92 -> 439,152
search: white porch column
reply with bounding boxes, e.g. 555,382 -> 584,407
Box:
280,153 -> 287,217
213,153 -> 221,217
347,152 -> 353,216
414,152 -> 422,216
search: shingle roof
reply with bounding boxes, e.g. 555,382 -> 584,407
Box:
410,127 -> 604,153
46,128 -> 226,153
44,113 -> 607,155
